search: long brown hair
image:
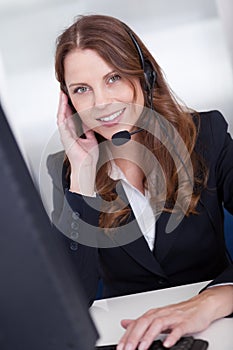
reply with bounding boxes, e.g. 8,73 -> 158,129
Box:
55,14 -> 208,229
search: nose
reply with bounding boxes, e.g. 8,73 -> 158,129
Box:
93,86 -> 112,108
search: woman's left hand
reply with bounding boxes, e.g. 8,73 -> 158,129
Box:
117,285 -> 233,350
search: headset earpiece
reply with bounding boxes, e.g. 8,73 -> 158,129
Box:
144,60 -> 157,94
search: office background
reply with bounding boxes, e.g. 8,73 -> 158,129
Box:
0,0 -> 232,181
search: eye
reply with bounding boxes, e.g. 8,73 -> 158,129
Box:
108,74 -> 121,84
73,86 -> 90,94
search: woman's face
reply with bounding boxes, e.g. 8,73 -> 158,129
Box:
64,48 -> 144,140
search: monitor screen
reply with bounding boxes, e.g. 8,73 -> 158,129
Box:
0,102 -> 99,350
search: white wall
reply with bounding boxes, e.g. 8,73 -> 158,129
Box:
216,0 -> 233,66
0,0 -> 232,184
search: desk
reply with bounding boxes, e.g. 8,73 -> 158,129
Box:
90,281 -> 233,349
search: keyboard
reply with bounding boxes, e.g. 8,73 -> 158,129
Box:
95,336 -> 209,350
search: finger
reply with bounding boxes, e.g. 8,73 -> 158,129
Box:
117,325 -> 139,350
57,91 -> 66,124
162,324 -> 185,348
57,90 -> 73,125
118,311 -> 157,347
137,317 -> 174,350
82,122 -> 96,140
118,316 -> 154,350
119,312 -> 182,350
121,319 -> 134,329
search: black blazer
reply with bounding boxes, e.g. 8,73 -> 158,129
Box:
47,110 -> 233,305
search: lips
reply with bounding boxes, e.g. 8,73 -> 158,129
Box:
96,108 -> 125,125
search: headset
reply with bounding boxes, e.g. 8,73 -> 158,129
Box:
111,26 -> 157,146
127,30 -> 157,98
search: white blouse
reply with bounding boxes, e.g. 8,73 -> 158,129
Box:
109,162 -> 156,250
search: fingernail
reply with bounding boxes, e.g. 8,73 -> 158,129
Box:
163,339 -> 171,348
125,343 -> 133,350
138,340 -> 147,350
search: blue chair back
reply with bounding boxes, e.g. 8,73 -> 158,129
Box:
224,209 -> 233,260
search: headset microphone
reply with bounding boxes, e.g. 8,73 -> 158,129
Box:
111,127 -> 144,146
111,28 -> 156,146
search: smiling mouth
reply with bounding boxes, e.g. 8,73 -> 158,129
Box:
96,108 -> 125,122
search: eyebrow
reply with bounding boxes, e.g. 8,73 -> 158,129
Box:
68,81 -> 85,88
68,70 -> 116,88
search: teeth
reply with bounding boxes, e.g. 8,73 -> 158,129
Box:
99,109 -> 123,122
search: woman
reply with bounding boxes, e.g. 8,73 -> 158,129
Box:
47,14 -> 233,350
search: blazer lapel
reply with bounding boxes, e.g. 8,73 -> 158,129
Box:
121,233 -> 168,278
112,181 -> 167,278
154,211 -> 182,262
110,210 -> 167,278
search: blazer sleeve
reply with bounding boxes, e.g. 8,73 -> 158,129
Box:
46,152 -> 100,305
212,112 -> 233,214
208,111 -> 233,274
199,111 -> 233,314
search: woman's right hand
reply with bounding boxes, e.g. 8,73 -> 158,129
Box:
57,91 -> 99,196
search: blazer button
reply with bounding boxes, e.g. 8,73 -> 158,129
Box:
70,231 -> 79,240
70,241 -> 78,251
71,221 -> 79,230
72,212 -> 80,221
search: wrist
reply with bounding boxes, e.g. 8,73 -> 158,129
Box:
200,285 -> 233,320
70,169 -> 96,196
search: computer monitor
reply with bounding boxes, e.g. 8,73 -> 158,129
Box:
0,102 -> 99,350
